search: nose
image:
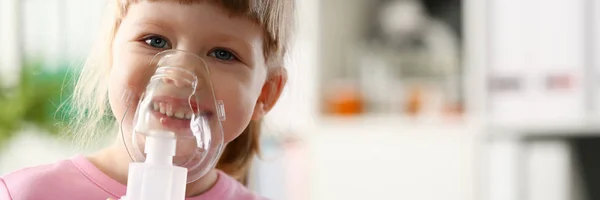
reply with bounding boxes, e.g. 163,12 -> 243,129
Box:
159,68 -> 205,90
154,49 -> 208,89
162,76 -> 190,88
157,49 -> 207,71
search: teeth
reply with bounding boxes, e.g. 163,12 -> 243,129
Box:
175,111 -> 185,119
159,103 -> 166,114
154,102 -> 193,119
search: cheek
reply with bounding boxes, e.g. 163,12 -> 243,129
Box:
213,76 -> 262,143
108,47 -> 153,129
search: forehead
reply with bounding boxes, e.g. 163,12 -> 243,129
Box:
124,0 -> 258,19
123,2 -> 263,38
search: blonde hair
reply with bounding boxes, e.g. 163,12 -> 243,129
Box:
69,0 -> 294,183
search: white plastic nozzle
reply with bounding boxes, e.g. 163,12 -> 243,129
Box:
121,131 -> 188,200
144,132 -> 176,165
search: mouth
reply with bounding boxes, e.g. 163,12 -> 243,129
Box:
148,96 -> 213,130
151,101 -> 195,120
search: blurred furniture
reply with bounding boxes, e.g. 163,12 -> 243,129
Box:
473,0 -> 600,199
485,126 -> 600,200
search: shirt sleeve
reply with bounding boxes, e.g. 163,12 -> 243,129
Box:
0,178 -> 13,200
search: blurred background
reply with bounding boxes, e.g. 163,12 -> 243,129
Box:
1,0 -> 600,199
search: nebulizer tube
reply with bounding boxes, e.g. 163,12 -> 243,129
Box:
119,50 -> 226,200
120,131 -> 187,200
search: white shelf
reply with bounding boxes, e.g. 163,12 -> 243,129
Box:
316,114 -> 479,131
488,121 -> 600,138
298,119 -> 479,200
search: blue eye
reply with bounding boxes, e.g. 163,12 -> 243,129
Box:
144,36 -> 170,49
209,49 -> 237,61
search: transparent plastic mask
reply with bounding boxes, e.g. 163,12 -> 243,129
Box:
121,50 -> 225,183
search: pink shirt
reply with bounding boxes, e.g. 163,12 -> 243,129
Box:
0,155 -> 265,200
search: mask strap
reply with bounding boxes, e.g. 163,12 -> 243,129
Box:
120,90 -> 136,162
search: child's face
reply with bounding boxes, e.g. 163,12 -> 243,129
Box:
107,1 -> 270,143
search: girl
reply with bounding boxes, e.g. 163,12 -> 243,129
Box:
0,0 -> 293,199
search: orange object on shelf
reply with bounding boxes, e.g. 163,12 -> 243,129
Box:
404,87 -> 423,116
326,87 -> 363,116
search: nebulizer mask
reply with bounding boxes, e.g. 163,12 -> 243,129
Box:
119,50 -> 225,200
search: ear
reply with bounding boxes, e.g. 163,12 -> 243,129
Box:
252,67 -> 288,120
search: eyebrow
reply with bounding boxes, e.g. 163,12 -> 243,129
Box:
210,31 -> 260,62
131,18 -> 176,34
211,31 -> 256,50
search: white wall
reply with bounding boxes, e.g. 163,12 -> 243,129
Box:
0,0 -> 21,86
21,0 -> 104,68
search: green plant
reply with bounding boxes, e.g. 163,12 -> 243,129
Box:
0,59 -> 76,146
